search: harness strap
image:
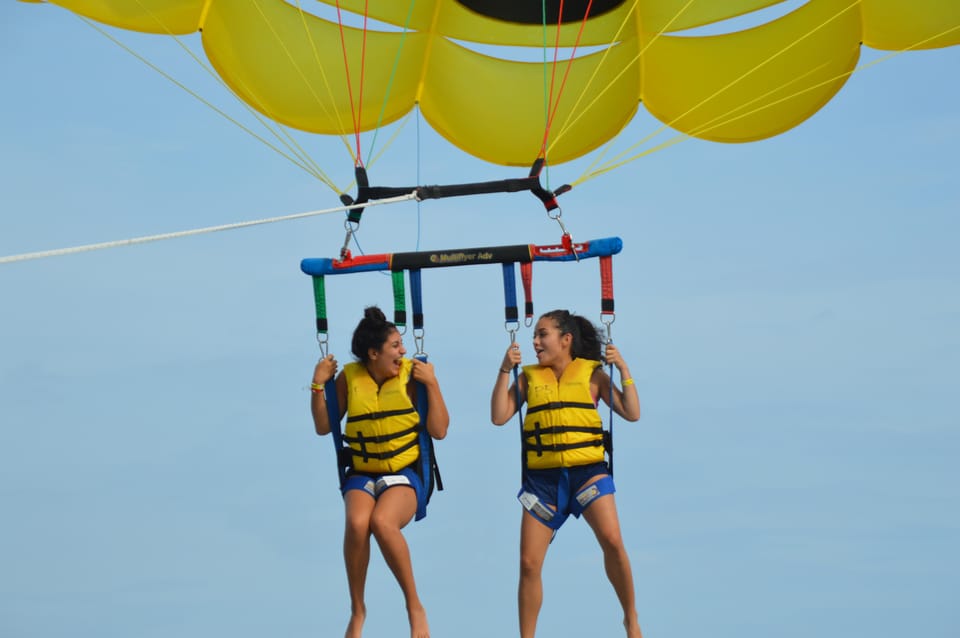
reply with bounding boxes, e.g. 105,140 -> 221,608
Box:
347,407 -> 418,423
520,262 -> 534,324
343,423 -> 419,443
392,271 -> 407,329
511,365 -> 527,475
525,400 -> 596,414
409,269 -> 424,332
323,377 -> 348,489
501,263 -> 519,326
524,425 -> 605,436
600,254 -> 616,476
348,434 -> 420,463
413,353 -> 442,521
312,276 -> 328,335
523,440 -> 606,454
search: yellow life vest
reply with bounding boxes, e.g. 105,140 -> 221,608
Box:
522,357 -> 605,470
343,359 -> 420,473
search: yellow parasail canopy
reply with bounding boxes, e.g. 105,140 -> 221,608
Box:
30,0 -> 960,166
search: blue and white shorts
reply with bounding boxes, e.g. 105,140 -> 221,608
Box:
341,465 -> 428,519
517,462 -> 615,530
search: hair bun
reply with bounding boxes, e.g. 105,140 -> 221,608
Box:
363,306 -> 387,323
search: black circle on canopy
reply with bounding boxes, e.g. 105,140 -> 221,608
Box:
456,0 -> 626,25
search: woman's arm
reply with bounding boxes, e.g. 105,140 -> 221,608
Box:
594,343 -> 641,422
490,343 -> 524,425
310,354 -> 344,435
410,359 -> 450,440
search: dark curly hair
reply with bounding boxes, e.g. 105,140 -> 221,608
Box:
351,306 -> 398,362
540,309 -> 601,361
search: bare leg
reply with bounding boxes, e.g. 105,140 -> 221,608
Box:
582,494 -> 643,638
369,486 -> 429,638
518,510 -> 554,638
343,491 -> 375,638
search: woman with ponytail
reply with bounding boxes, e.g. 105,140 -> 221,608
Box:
490,309 -> 642,638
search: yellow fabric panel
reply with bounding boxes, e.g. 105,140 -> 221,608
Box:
862,0 -> 960,50
49,0 -> 203,35
420,37 -> 640,165
31,0 -> 960,164
202,0 -> 426,134
642,0 -> 861,143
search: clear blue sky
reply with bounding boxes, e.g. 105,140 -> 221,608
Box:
2,3 -> 958,638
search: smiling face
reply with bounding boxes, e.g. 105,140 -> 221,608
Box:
532,316 -> 573,371
366,328 -> 406,384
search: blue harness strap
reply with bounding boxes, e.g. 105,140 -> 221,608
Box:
412,354 -> 442,521
409,268 -> 442,520
324,377 -> 349,489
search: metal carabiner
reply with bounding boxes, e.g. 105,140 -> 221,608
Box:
413,328 -> 426,357
316,332 -> 329,358
547,206 -> 579,262
339,218 -> 359,261
600,313 -> 615,343
505,321 -> 520,343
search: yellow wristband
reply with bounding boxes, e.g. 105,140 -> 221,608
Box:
311,383 -> 325,396
622,377 -> 634,387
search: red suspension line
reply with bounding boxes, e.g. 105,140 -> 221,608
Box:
539,0 -> 595,160
334,1 -> 369,166
356,0 -> 370,166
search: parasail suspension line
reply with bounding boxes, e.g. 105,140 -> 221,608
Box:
362,0 -> 418,165
538,0 -> 597,164
333,0 -> 369,165
575,0 -> 866,186
77,12 -> 338,191
584,12 -> 960,185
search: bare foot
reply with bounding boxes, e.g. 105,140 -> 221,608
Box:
344,610 -> 365,638
408,604 -> 430,638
